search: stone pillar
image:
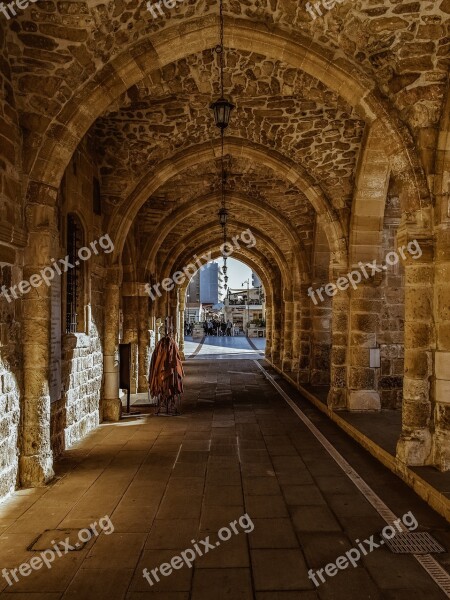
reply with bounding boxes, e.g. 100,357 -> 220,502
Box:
327,263 -> 350,410
290,296 -> 302,379
347,280 -> 382,410
169,293 -> 179,339
396,229 -> 434,466
103,265 -> 122,422
310,294 -> 332,386
298,286 -> 311,385
265,302 -> 273,360
138,294 -> 150,393
281,296 -> 294,372
271,293 -> 283,367
432,90 -> 450,470
432,225 -> 450,470
178,293 -> 186,359
20,187 -> 57,487
122,295 -> 139,394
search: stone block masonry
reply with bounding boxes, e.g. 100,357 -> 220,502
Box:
0,371 -> 20,498
51,333 -> 102,456
0,264 -> 21,500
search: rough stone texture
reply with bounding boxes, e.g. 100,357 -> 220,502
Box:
0,0 -> 449,501
4,1 -> 448,151
0,266 -> 21,498
378,193 -> 405,409
93,50 -> 365,210
0,24 -> 23,499
48,136 -> 105,456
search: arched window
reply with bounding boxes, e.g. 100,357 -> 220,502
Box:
65,214 -> 85,334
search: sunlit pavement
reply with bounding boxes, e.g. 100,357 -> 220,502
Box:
0,341 -> 449,599
184,335 -> 266,359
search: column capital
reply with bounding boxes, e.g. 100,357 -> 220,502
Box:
106,265 -> 123,287
122,282 -> 149,297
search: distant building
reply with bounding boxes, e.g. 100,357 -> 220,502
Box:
185,262 -> 223,322
186,271 -> 200,303
200,262 -> 223,305
252,271 -> 261,288
185,302 -> 203,324
224,286 -> 265,334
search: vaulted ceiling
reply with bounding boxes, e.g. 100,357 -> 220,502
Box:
3,0 -> 448,278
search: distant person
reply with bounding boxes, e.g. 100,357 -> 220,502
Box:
221,322 -> 227,336
226,320 -> 233,336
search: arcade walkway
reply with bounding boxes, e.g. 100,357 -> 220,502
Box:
0,351 -> 449,599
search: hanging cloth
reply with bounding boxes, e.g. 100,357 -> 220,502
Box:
149,335 -> 184,415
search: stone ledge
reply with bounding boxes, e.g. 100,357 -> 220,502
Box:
271,363 -> 450,524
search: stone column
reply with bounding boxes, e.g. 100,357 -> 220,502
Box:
432,91 -> 450,470
347,280 -> 382,410
138,294 -> 150,393
169,293 -> 179,339
122,294 -> 139,394
103,265 -> 122,422
265,302 -> 273,360
20,186 -> 58,487
281,296 -> 294,373
271,292 -> 283,367
432,225 -> 450,470
298,286 -> 312,385
178,293 -> 186,359
396,228 -> 434,466
327,262 -> 350,410
290,296 -> 302,379
310,294 -> 332,386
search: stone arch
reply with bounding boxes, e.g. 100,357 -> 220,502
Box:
110,138 -> 343,263
157,220 -> 292,289
27,18 -> 427,225
158,227 -> 289,367
142,193 -> 308,280
349,121 -> 392,267
173,244 -> 276,355
177,248 -> 273,310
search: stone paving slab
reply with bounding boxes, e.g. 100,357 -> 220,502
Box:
0,357 -> 448,598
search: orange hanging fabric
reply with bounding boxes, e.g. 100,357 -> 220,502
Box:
149,335 -> 184,415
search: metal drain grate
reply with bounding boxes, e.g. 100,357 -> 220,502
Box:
384,532 -> 446,554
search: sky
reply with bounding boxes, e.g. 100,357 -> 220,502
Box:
216,257 -> 253,300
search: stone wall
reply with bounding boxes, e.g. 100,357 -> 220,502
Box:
378,194 -> 405,409
310,222 -> 332,386
0,264 -> 21,499
0,27 -> 23,499
50,136 -> 106,456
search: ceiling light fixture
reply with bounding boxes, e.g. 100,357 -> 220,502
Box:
210,0 -> 234,293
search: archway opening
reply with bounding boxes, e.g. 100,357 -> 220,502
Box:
182,257 -> 267,359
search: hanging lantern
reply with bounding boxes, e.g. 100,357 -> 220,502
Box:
218,207 -> 228,227
210,97 -> 235,130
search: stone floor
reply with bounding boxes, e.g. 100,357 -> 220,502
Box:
1,350 -> 450,599
184,335 -> 265,360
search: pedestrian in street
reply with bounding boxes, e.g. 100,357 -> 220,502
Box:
226,319 -> 233,336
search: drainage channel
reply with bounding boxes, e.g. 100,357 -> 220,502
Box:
254,360 -> 450,598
